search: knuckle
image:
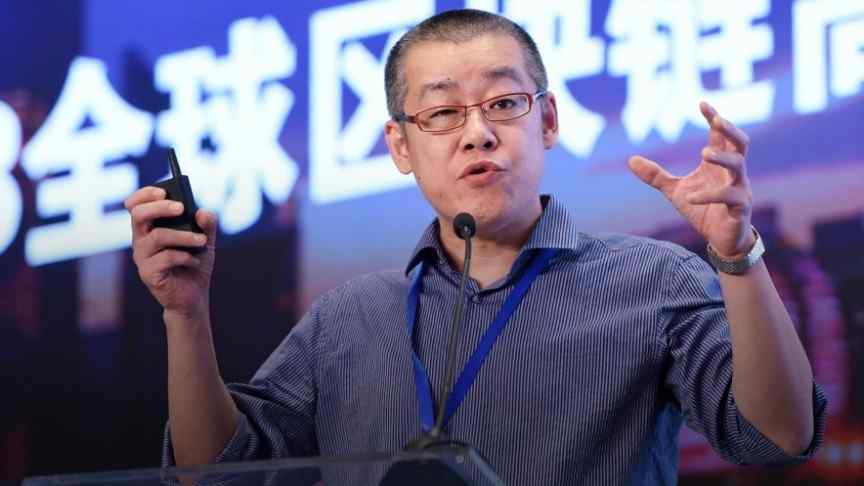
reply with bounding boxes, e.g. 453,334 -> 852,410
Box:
133,237 -> 153,259
146,186 -> 163,198
142,254 -> 162,274
141,232 -> 161,252
133,204 -> 156,226
162,251 -> 180,267
187,232 -> 204,245
151,253 -> 175,275
130,204 -> 145,222
131,239 -> 145,258
167,249 -> 194,268
140,235 -> 158,257
150,228 -> 171,247
139,264 -> 157,286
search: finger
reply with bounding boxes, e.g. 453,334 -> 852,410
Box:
124,186 -> 166,212
140,249 -> 202,281
701,147 -> 746,179
130,200 -> 185,239
686,185 -> 750,207
196,209 -> 217,236
701,102 -> 729,150
714,116 -> 750,155
137,227 -> 207,259
699,101 -> 750,154
699,101 -> 717,125
628,155 -> 678,194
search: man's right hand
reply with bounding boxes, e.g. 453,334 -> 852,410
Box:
124,186 -> 216,318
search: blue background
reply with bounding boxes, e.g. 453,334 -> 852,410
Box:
0,0 -> 861,483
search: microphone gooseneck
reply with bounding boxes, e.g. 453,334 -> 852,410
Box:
383,212 -> 497,485
429,212 -> 476,439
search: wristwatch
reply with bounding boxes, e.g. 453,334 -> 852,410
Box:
706,226 -> 765,275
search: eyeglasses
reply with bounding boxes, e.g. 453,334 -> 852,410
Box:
394,91 -> 547,132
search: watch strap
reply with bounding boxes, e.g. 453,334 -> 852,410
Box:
706,226 -> 765,275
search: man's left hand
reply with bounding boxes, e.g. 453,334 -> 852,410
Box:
628,101 -> 755,258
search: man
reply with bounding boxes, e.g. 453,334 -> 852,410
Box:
125,9 -> 825,485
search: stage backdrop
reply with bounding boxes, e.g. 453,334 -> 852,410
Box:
0,0 -> 862,484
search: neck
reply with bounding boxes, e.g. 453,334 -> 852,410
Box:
439,201 -> 543,289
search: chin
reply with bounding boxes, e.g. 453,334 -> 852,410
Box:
457,198 -> 513,231
444,186 -> 536,230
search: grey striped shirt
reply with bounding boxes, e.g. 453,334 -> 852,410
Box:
164,195 -> 826,485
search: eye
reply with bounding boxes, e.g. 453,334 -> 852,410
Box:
427,107 -> 460,119
488,97 -> 518,110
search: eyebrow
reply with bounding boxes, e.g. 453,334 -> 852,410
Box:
418,79 -> 459,102
416,66 -> 526,103
481,66 -> 525,86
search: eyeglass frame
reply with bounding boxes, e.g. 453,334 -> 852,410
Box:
393,90 -> 548,132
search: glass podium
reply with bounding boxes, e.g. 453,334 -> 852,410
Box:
23,447 -> 505,486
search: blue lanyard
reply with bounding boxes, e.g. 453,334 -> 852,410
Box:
406,248 -> 559,432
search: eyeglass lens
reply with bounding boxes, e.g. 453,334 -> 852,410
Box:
417,93 -> 532,131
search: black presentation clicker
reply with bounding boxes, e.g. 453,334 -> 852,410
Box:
152,148 -> 204,252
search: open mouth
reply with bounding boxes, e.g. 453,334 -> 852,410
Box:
460,161 -> 503,179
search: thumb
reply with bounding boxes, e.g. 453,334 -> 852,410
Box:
628,155 -> 676,195
196,209 -> 218,245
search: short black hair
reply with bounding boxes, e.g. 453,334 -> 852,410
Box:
384,9 -> 548,118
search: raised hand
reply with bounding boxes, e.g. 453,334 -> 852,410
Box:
628,101 -> 755,258
124,186 -> 217,318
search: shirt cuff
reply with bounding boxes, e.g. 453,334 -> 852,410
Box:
728,382 -> 828,466
162,411 -> 257,468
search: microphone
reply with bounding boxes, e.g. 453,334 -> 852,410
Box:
431,213 -> 475,438
452,212 -> 476,240
382,213 -> 478,486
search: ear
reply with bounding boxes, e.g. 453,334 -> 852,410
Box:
539,92 -> 559,149
385,120 -> 413,174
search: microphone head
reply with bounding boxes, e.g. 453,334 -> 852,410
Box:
452,212 -> 476,240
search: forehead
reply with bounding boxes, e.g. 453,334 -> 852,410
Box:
401,33 -> 533,106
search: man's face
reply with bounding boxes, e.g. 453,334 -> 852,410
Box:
385,32 -> 558,232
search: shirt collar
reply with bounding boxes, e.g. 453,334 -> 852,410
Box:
404,194 -> 582,276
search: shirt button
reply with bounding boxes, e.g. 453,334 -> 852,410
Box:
471,295 -> 481,304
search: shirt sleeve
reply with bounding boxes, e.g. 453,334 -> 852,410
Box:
660,254 -> 828,466
161,293 -> 326,467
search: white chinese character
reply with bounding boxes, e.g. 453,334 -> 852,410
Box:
155,16 -> 298,234
502,0 -> 607,158
0,100 -> 22,256
21,58 -> 154,266
607,0 -> 774,144
698,1 -> 775,122
309,0 -> 434,204
793,0 -> 864,114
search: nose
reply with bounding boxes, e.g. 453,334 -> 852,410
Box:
460,106 -> 497,152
